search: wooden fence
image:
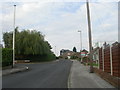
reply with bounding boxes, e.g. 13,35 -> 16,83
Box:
98,42 -> 120,78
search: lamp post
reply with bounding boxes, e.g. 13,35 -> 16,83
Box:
55,46 -> 56,55
78,30 -> 82,62
86,0 -> 93,73
78,30 -> 82,52
12,5 -> 16,68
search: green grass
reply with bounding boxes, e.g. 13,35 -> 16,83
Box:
87,63 -> 98,66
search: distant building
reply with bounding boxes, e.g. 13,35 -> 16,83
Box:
60,49 -> 70,56
80,49 -> 88,57
92,47 -> 99,64
60,49 -> 89,59
60,49 -> 75,59
62,51 -> 75,59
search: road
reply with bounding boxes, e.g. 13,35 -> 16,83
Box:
2,59 -> 72,88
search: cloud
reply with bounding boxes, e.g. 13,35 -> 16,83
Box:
0,2 -> 118,56
0,0 -> 119,2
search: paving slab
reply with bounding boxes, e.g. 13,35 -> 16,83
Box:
69,60 -> 116,88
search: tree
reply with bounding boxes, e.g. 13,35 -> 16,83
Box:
3,32 -> 13,48
73,47 -> 77,52
3,28 -> 56,61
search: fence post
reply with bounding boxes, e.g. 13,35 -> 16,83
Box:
102,47 -> 104,71
98,49 -> 100,69
110,45 -> 113,75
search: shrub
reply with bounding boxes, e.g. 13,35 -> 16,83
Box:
78,57 -> 82,61
2,48 -> 13,67
0,48 -> 2,67
70,55 -> 78,59
56,57 -> 59,59
59,56 -> 62,58
65,57 -> 68,59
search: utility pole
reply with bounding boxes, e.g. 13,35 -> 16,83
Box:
86,0 -> 93,73
12,5 -> 16,68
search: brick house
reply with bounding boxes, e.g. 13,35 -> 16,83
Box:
60,50 -> 75,59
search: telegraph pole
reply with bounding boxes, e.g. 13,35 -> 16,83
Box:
12,5 -> 16,68
86,0 -> 93,73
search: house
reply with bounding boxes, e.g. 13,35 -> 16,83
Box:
80,49 -> 88,57
60,49 -> 70,56
60,50 -> 75,59
91,47 -> 99,64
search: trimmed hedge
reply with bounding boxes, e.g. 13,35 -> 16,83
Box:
2,48 -> 13,67
0,48 -> 2,67
15,53 -> 56,62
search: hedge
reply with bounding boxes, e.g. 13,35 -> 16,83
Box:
2,48 -> 13,67
0,48 -> 2,67
15,53 -> 56,62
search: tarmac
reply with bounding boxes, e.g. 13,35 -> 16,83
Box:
68,60 -> 115,88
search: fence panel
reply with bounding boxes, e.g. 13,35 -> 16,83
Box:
98,42 -> 120,78
99,48 -> 103,70
104,46 -> 111,73
112,44 -> 119,77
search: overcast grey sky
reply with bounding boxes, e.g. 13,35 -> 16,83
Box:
0,0 -> 118,56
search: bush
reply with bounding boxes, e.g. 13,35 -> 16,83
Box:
0,48 -> 2,67
2,48 -> 13,67
56,57 -> 59,59
59,56 -> 62,58
78,57 -> 82,61
65,57 -> 68,59
70,55 -> 78,59
82,57 -> 89,60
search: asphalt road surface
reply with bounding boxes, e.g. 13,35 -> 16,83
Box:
2,59 -> 72,88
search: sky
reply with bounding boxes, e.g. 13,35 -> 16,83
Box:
0,0 -> 118,56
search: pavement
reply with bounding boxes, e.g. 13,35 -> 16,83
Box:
2,65 -> 29,76
2,59 -> 72,88
68,60 -> 116,88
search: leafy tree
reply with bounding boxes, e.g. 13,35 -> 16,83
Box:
73,47 -> 77,52
3,27 -> 56,61
3,32 -> 13,48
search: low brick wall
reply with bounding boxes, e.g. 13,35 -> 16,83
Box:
93,67 -> 120,88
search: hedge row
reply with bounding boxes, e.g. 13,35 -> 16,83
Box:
0,48 -> 2,67
2,48 -> 13,67
2,48 -> 55,67
15,53 -> 56,62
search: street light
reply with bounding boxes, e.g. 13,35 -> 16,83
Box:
78,30 -> 82,62
55,46 -> 56,55
78,30 -> 82,52
12,5 -> 16,68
